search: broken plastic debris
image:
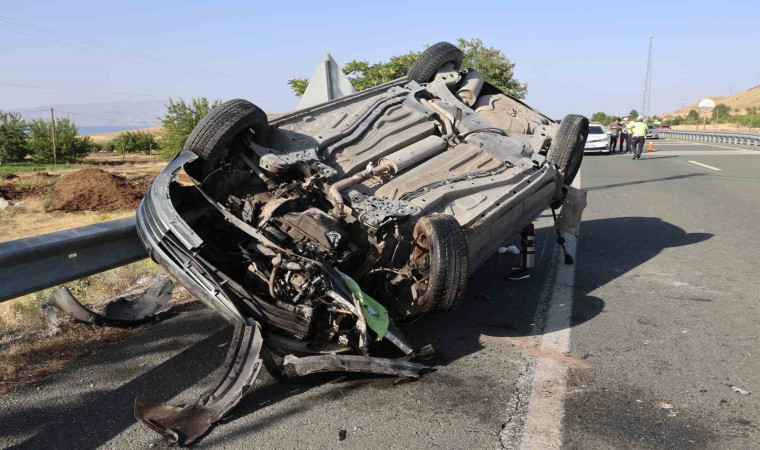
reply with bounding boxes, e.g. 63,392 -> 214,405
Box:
498,245 -> 520,255
47,273 -> 174,325
730,385 -> 751,395
337,269 -> 389,340
135,320 -> 264,446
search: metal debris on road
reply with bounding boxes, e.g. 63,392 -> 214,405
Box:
282,354 -> 428,379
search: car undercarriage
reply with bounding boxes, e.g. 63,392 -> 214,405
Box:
132,41 -> 588,445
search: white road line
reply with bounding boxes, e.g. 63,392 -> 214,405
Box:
688,160 -> 722,171
666,140 -> 758,152
647,150 -> 755,156
499,173 -> 580,450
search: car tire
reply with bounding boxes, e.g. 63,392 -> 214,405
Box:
407,42 -> 464,84
184,99 -> 268,179
546,114 -> 588,185
412,214 -> 469,312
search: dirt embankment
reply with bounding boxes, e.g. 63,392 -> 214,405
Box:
45,168 -> 147,212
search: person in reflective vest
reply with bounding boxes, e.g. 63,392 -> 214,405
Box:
630,116 -> 650,160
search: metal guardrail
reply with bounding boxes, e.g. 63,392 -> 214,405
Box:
659,130 -> 760,146
0,216 -> 147,303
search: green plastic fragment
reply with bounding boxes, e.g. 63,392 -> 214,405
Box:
337,270 -> 389,340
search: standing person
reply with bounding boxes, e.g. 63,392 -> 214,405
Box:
608,118 -> 622,152
630,115 -> 650,160
620,117 -> 632,153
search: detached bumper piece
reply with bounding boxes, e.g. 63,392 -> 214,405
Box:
134,320 -> 264,446
134,320 -> 429,446
282,354 -> 427,379
46,274 -> 173,326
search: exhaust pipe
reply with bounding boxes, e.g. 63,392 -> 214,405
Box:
329,135 -> 448,215
456,70 -> 484,107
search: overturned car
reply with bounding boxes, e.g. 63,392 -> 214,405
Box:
135,42 -> 588,444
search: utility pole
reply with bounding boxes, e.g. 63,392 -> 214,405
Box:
641,35 -> 653,117
50,108 -> 58,165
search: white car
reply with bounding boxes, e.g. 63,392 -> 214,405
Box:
583,124 -> 610,153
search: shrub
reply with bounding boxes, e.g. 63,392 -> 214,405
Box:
159,98 -> 221,159
27,117 -> 92,163
0,111 -> 28,164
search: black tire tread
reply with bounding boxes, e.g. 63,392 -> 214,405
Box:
415,215 -> 469,312
184,99 -> 267,161
407,42 -> 464,84
546,114 -> 588,185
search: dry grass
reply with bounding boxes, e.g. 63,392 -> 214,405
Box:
0,196 -> 134,243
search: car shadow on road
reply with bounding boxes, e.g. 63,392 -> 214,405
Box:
0,218 -> 712,449
397,216 -> 712,367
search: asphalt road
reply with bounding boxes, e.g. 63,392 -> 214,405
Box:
1,138 -> 758,449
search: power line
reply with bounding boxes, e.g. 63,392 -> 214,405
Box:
6,108 -> 161,125
2,109 -> 49,114
53,109 -> 161,124
0,81 -> 189,101
0,15 -> 234,83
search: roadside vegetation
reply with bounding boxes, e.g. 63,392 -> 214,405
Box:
1,111 -> 94,165
590,105 -> 759,130
158,98 -> 221,159
288,38 -> 528,100
662,105 -> 759,128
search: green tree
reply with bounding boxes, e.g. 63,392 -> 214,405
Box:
27,117 -> 92,163
628,109 -> 639,120
288,38 -> 528,99
590,112 -> 613,124
342,52 -> 420,92
686,110 -> 699,124
159,98 -> 221,159
662,115 -> 683,126
711,103 -> 730,122
457,38 -> 527,99
113,130 -> 157,155
287,78 -> 309,97
0,111 -> 28,164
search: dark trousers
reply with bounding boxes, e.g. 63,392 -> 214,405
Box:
620,133 -> 631,152
632,136 -> 645,158
610,134 -> 619,151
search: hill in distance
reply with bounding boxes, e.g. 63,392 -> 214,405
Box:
662,85 -> 760,118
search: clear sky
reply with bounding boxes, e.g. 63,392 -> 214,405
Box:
1,0 -> 759,119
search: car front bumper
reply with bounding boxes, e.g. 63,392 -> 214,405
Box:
136,150 -> 247,325
584,139 -> 609,150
